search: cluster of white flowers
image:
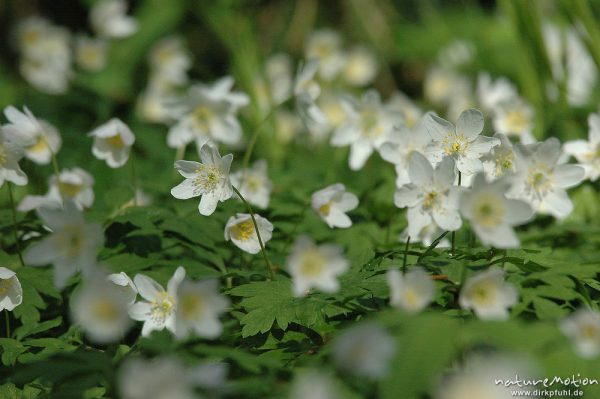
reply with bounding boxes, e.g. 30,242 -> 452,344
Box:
14,0 -> 137,94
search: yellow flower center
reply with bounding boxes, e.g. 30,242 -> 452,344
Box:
360,108 -> 384,138
299,250 -> 326,278
28,135 -> 49,154
472,195 -> 505,228
230,219 -> 255,241
423,191 -> 439,210
0,279 -> 11,296
58,225 -> 85,258
527,164 -> 554,194
179,292 -> 205,320
58,181 -> 83,198
505,110 -> 528,133
495,151 -> 514,176
105,134 -> 125,149
193,165 -> 222,193
91,299 -> 120,322
581,323 -> 600,340
442,133 -> 468,156
22,29 -> 41,46
319,202 -> 332,216
470,280 -> 497,307
193,105 -> 214,131
0,144 -> 6,166
403,288 -> 420,310
150,291 -> 175,324
246,176 -> 261,192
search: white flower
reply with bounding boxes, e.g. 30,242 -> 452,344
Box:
89,118 -> 135,168
266,53 -> 294,105
167,77 -> 249,151
492,98 -> 536,144
18,167 -> 95,212
171,144 -> 233,216
174,278 -> 230,340
24,201 -> 104,288
481,133 -> 516,181
0,267 -> 23,312
399,222 -> 450,248
342,46 -> 377,87
119,356 -> 198,399
107,272 -> 138,304
128,266 -> 186,337
149,36 -> 191,86
0,126 -> 28,187
394,153 -> 462,238
476,73 -> 517,112
3,105 -> 62,165
507,138 -> 585,219
288,370 -> 340,399
423,67 -> 470,108
437,40 -> 475,68
386,267 -> 434,313
331,90 -> 403,170
311,183 -> 358,228
560,308 -> 600,358
385,91 -> 423,129
305,92 -> 348,142
460,174 -> 533,249
224,213 -> 273,254
459,267 -> 518,320
230,160 -> 272,209
90,0 -> 138,39
564,112 -> 600,181
424,108 -> 500,175
74,36 -> 108,72
305,29 -> 345,80
333,322 -> 395,379
287,236 -> 349,297
294,60 -> 328,126
379,115 -> 433,187
72,276 -> 132,343
136,88 -> 173,124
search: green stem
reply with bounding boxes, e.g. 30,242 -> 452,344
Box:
402,235 -> 410,272
241,101 -> 286,174
7,183 -> 25,267
232,186 -> 274,280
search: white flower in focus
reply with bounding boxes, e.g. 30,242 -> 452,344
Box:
128,267 -> 186,337
424,108 -> 500,176
72,276 -> 132,343
560,308 -> 600,358
311,183 -> 358,228
476,73 -> 517,112
74,36 -> 108,72
333,322 -> 395,379
0,268 -> 23,312
3,105 -> 62,165
481,133 -> 516,181
18,167 -> 95,212
24,202 -> 104,288
331,90 -> 402,170
394,153 -> 462,238
90,0 -> 138,39
167,77 -> 249,151
460,174 -> 533,248
459,267 -> 518,320
0,126 -> 29,187
387,267 -> 434,313
305,29 -> 345,80
119,356 -> 198,399
230,160 -> 272,209
342,46 -> 377,87
492,99 -> 536,144
564,112 -> 600,181
288,370 -> 340,399
507,138 -> 585,219
149,36 -> 192,86
89,118 -> 135,168
224,213 -> 273,254
107,272 -> 138,304
171,144 -> 233,216
174,279 -> 230,340
287,236 -> 349,297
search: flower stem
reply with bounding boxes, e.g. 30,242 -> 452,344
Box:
402,235 -> 410,272
232,186 -> 274,280
451,171 -> 462,257
7,183 -> 25,267
241,103 -> 283,173
4,311 -> 9,338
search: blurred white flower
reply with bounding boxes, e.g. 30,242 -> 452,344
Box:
0,267 -> 23,312
305,29 -> 345,80
306,92 -> 348,141
424,108 -> 500,176
24,201 -> 104,288
460,174 -> 533,248
0,126 -> 29,187
333,322 -> 395,379
399,222 -> 450,248
438,39 -> 475,68
107,272 -> 138,304
476,73 -> 517,113
331,90 -> 402,170
174,278 -> 230,340
564,112 -> 600,181
385,91 -> 423,129
311,183 -> 358,228
2,105 -> 62,165
136,88 -> 174,124
149,36 -> 192,86
224,213 -> 273,254
287,236 -> 349,297
492,98 -> 536,144
481,133 -> 516,181
387,267 -> 435,313
89,118 -> 135,168
167,77 -> 249,151
90,0 -> 138,39
18,167 -> 95,212
72,276 -> 132,343
171,144 -> 233,216
507,138 -> 585,219
342,46 -> 377,87
74,35 -> 108,72
394,153 -> 462,237
560,308 -> 600,358
128,266 -> 186,337
294,60 -> 328,126
266,53 -> 294,105
230,160 -> 272,209
288,370 -> 340,399
459,267 -> 518,320
424,67 -> 470,108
